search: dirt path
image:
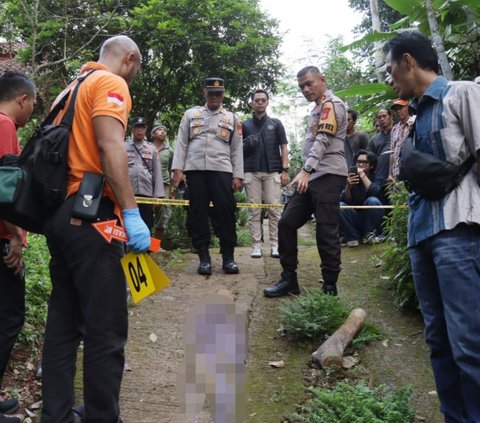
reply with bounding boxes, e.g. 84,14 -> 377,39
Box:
118,246 -> 265,423
105,223 -> 441,423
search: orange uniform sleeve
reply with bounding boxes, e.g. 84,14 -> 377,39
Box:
90,73 -> 132,128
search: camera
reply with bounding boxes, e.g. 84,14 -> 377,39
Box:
349,166 -> 357,175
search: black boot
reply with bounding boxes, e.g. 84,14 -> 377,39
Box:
321,271 -> 338,296
322,283 -> 338,296
263,271 -> 300,298
197,248 -> 212,275
222,247 -> 239,274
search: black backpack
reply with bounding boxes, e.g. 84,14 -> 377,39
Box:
0,70 -> 94,233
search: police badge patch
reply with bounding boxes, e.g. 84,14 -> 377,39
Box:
317,101 -> 338,136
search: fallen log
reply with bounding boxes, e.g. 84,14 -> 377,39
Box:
312,308 -> 367,370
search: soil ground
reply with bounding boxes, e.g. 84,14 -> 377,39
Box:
115,222 -> 442,423
3,222 -> 443,422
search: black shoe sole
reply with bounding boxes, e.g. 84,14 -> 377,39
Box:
198,269 -> 212,275
223,268 -> 239,274
263,288 -> 300,298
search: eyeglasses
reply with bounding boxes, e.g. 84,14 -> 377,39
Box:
253,98 -> 268,104
356,160 -> 369,165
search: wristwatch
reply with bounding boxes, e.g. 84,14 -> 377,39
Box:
302,164 -> 316,174
281,167 -> 289,173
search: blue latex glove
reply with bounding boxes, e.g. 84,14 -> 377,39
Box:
122,208 -> 151,253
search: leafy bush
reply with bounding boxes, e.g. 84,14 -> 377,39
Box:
234,189 -> 249,227
382,184 -> 418,308
278,290 -> 382,347
162,204 -> 191,250
21,234 -> 52,350
279,290 -> 350,342
292,382 -> 415,423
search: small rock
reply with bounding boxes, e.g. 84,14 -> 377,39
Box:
342,355 -> 359,369
30,400 -> 42,410
25,408 -> 37,418
428,390 -> 438,396
268,360 -> 285,368
149,333 -> 158,343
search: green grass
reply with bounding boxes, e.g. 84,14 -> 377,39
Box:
21,234 -> 52,351
292,382 -> 415,423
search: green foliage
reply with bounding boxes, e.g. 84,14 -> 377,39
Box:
348,0 -> 404,34
162,205 -> 191,250
130,0 -> 283,126
16,117 -> 39,148
351,323 -> 383,349
278,289 -> 379,347
1,0 -> 283,125
234,190 -> 249,228
288,137 -> 304,178
382,0 -> 480,80
382,184 -> 417,308
20,234 -> 52,350
279,290 -> 350,342
292,382 -> 415,422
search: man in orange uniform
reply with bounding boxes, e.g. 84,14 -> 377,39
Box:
40,36 -> 150,423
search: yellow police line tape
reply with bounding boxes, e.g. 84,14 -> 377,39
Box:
135,196 -> 406,209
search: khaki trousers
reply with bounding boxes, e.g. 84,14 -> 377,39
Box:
244,172 -> 282,248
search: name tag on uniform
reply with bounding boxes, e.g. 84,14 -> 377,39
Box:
121,252 -> 171,303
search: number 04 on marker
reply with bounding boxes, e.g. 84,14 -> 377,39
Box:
121,252 -> 171,303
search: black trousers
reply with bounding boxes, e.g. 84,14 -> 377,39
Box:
278,174 -> 346,284
41,197 -> 127,423
185,171 -> 237,251
0,238 -> 25,388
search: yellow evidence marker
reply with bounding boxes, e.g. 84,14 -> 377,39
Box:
121,252 -> 171,303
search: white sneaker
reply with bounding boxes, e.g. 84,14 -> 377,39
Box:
251,246 -> 262,258
270,246 -> 279,258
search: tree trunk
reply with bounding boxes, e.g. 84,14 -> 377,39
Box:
424,0 -> 453,80
312,308 -> 367,370
369,0 -> 385,83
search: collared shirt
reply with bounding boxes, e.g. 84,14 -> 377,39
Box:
302,90 -> 348,180
125,138 -> 164,197
407,76 -> 480,247
172,105 -> 244,179
390,118 -> 414,180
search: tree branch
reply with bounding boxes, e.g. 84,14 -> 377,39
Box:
34,3 -> 121,74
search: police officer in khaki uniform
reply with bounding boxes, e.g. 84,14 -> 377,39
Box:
264,66 -> 348,298
171,77 -> 243,275
125,117 -> 164,230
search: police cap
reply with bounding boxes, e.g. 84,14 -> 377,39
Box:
204,77 -> 225,93
130,117 -> 147,126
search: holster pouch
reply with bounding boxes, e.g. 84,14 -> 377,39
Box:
71,172 -> 104,221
